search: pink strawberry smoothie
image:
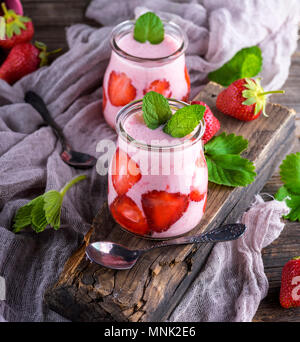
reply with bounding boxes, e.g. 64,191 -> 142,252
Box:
103,27 -> 190,129
108,109 -> 208,239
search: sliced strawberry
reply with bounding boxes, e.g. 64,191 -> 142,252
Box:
108,70 -> 137,106
110,195 -> 149,235
111,148 -> 141,196
102,87 -> 107,111
190,152 -> 207,202
143,79 -> 172,98
185,65 -> 191,92
141,190 -> 189,232
196,151 -> 206,168
190,188 -> 205,202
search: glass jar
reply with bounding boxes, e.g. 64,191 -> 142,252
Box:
102,19 -> 190,129
108,99 -> 208,239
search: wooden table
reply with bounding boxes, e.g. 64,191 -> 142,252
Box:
22,0 -> 300,322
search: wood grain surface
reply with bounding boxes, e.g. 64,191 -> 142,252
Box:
21,0 -> 300,322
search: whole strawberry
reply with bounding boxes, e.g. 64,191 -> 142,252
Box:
0,41 -> 61,84
192,100 -> 220,144
216,78 -> 285,121
280,256 -> 300,309
0,2 -> 34,50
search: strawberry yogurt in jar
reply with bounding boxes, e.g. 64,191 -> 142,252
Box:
102,14 -> 190,129
108,99 -> 208,239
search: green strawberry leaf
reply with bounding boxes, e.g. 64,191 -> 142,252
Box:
13,197 -> 41,233
284,195 -> 300,221
206,154 -> 256,187
274,186 -> 290,201
279,152 -> 300,195
134,12 -> 164,45
142,91 -> 172,129
163,104 -> 205,138
43,190 -> 63,230
208,46 -> 263,87
31,196 -> 48,233
204,133 -> 256,187
204,132 -> 248,156
275,186 -> 300,222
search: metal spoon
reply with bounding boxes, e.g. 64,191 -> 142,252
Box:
85,223 -> 246,270
24,91 -> 97,169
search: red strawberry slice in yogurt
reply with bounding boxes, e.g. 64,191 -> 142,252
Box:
141,190 -> 189,232
110,195 -> 149,235
190,152 -> 207,202
190,188 -> 206,202
182,65 -> 191,102
108,70 -> 137,106
143,79 -> 172,98
111,148 -> 142,196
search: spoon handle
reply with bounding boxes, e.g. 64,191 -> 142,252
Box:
25,91 -> 67,148
145,224 -> 246,251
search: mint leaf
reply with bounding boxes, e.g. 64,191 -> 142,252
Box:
163,104 -> 205,138
204,132 -> 248,156
204,133 -> 256,187
279,152 -> 300,194
208,46 -> 262,86
142,91 -> 172,129
13,175 -> 86,233
134,12 -> 164,44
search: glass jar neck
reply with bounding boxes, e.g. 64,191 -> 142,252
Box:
115,99 -> 205,152
110,20 -> 188,64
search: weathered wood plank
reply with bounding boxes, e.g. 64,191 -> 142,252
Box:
44,82 -> 296,322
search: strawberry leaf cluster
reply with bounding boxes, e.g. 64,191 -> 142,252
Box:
13,175 -> 86,233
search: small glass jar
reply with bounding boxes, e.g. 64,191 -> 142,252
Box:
102,19 -> 190,129
108,99 -> 208,239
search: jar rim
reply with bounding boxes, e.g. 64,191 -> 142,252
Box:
110,19 -> 188,63
115,99 -> 206,151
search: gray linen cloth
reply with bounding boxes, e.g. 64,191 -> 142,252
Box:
0,0 -> 298,322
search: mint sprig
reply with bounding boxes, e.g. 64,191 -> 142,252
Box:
134,12 -> 164,44
275,153 -> 300,221
13,175 -> 86,233
163,104 -> 205,138
143,91 -> 172,129
204,133 -> 256,187
208,46 -> 263,87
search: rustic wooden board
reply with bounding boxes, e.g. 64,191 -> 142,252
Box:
44,82 -> 296,322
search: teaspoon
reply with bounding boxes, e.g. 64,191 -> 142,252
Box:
25,91 -> 97,169
85,223 -> 246,270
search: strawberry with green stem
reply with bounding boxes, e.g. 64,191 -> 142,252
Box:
216,78 -> 285,121
0,2 -> 34,50
0,41 -> 61,84
280,256 -> 300,309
